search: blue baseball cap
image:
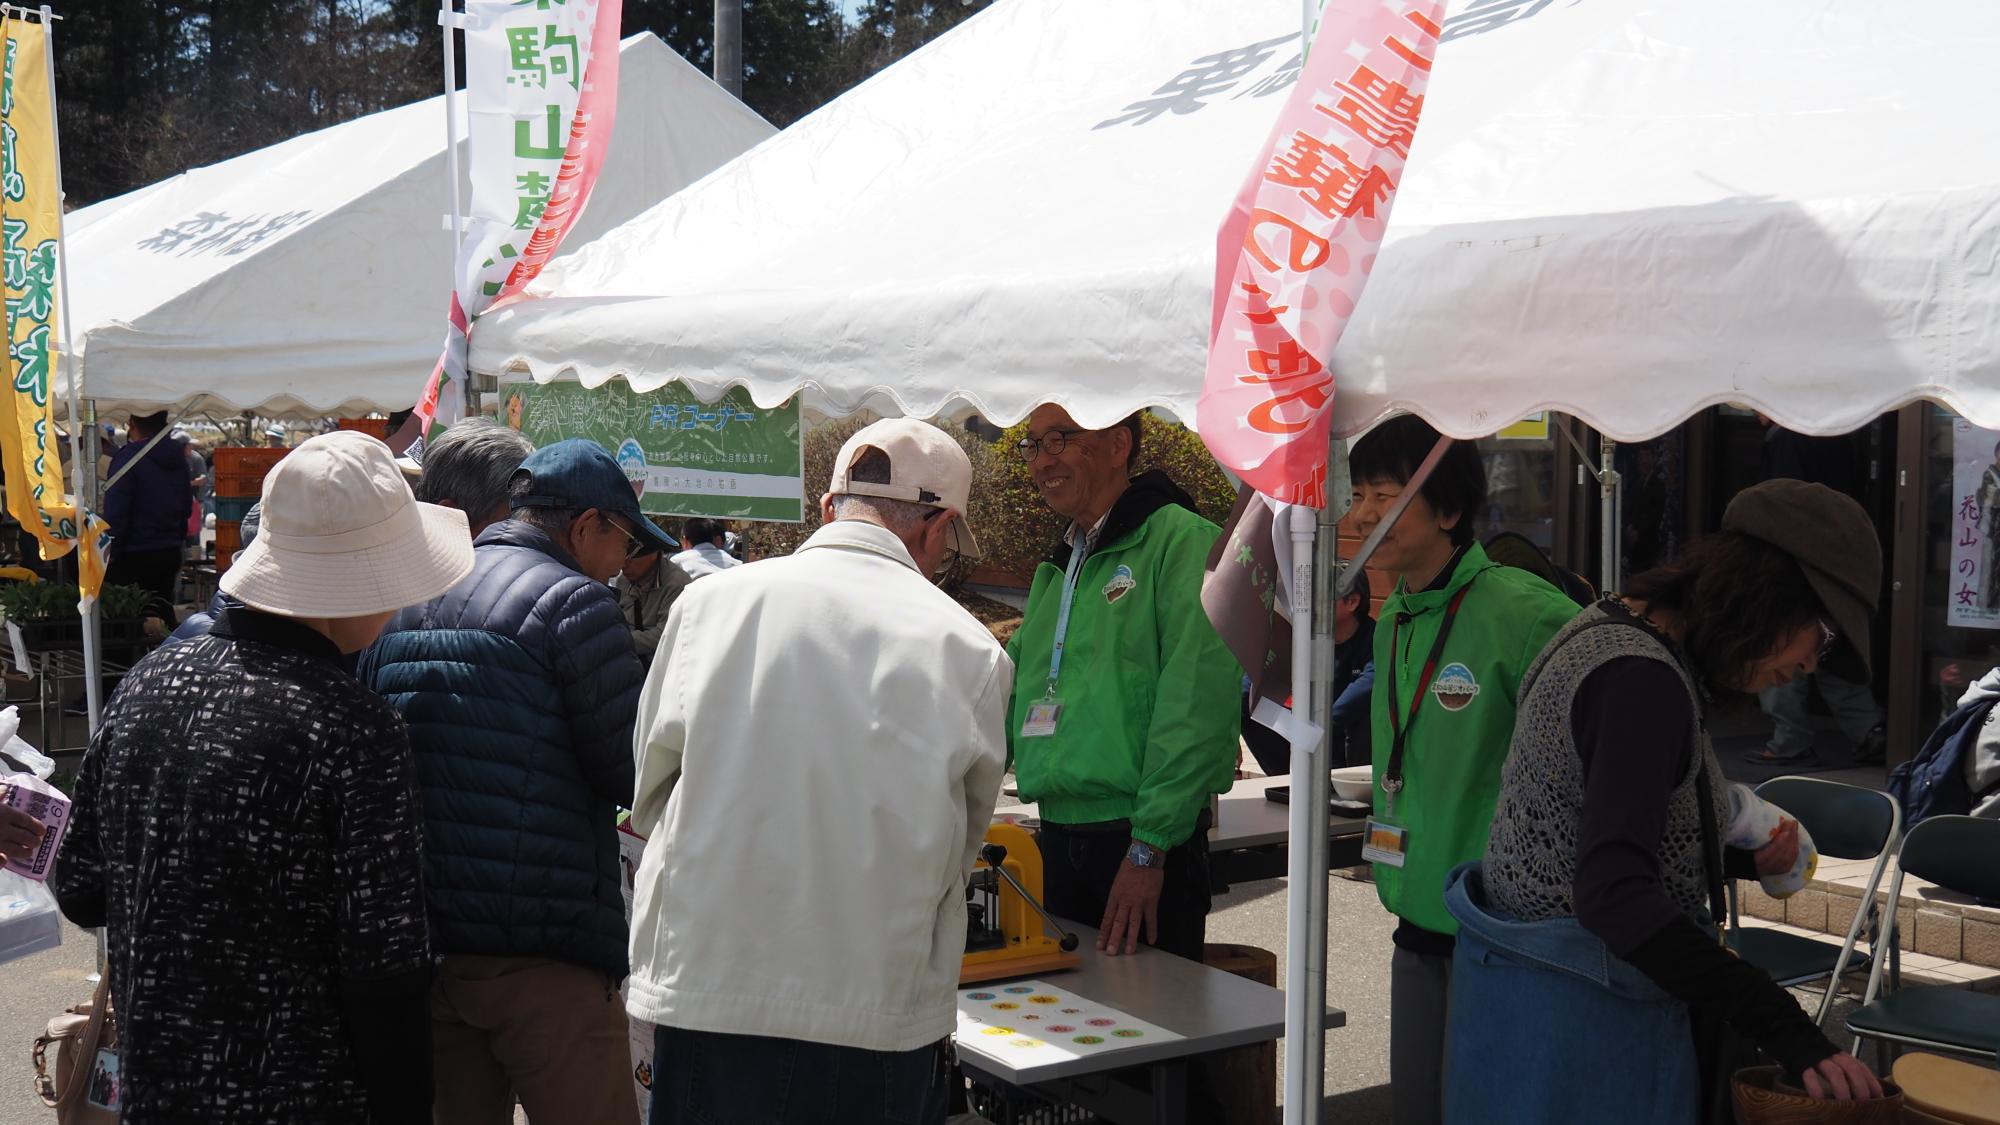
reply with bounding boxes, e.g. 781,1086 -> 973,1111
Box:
509,438 -> 679,556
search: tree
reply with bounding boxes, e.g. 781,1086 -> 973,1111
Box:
54,1 -> 432,206
845,0 -> 993,83
626,0 -> 853,128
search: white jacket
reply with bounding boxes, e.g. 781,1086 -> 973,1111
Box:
627,520 -> 1011,1052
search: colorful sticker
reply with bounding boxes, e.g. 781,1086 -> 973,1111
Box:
1060,1008 -> 1082,1014
1021,1015 -> 1043,1022
1010,1038 -> 1040,1048
1073,1035 -> 1105,1045
1030,995 -> 1060,1005
1087,1018 -> 1117,1027
1430,663 -> 1481,711
1047,1025 -> 1076,1033
1113,1029 -> 1145,1038
1003,986 -> 1035,994
966,992 -> 996,1001
982,1026 -> 1014,1037
1103,564 -> 1137,604
992,1002 -> 1019,1011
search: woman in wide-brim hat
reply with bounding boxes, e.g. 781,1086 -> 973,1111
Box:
1439,479 -> 1886,1124
55,430 -> 474,1124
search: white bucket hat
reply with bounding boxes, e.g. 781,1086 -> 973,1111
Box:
221,430 -> 474,618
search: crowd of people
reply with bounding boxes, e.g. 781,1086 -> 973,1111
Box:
0,402 -> 1975,1124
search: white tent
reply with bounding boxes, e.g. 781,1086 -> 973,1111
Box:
59,33 -> 774,420
467,2 -> 2000,1120
472,0 -> 2000,441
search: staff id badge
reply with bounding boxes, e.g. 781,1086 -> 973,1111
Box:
1020,699 -> 1062,738
1361,817 -> 1410,868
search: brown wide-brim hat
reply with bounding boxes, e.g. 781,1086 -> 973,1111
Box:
1721,479 -> 1881,680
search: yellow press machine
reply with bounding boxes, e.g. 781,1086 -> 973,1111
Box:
961,822 -> 1082,985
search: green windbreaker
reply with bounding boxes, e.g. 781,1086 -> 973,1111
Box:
1006,473 -> 1243,850
1371,541 -> 1579,934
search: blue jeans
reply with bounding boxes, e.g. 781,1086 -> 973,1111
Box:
649,1025 -> 950,1125
1760,671 -> 1881,755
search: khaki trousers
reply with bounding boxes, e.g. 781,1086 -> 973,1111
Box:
431,954 -> 638,1125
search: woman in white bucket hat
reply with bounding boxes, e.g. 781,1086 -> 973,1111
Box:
55,430 -> 473,1124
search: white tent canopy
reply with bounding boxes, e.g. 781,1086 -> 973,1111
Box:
60,33 -> 774,421
471,0 -> 2000,440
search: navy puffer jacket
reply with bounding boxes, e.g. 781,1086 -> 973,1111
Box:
358,520 -> 643,981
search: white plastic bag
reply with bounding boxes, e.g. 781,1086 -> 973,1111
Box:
0,867 -> 60,964
0,704 -> 63,963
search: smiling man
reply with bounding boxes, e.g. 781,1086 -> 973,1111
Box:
1005,405 -> 1242,963
1347,415 -> 1579,1125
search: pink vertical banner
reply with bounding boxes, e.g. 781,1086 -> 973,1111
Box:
1197,1 -> 1443,508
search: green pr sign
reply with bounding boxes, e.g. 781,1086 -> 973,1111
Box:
503,380 -> 804,523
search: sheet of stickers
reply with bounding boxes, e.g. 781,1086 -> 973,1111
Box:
955,980 -> 1182,1068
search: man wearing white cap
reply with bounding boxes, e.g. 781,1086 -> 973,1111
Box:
55,431 -> 474,1124
628,418 -> 1008,1125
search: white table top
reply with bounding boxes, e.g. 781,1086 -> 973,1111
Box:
952,918 -> 1346,1085
994,774 -> 1368,853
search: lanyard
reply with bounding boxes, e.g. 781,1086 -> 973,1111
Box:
1043,538 -> 1092,698
1381,583 -> 1473,815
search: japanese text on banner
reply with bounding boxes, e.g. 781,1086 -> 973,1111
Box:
415,0 -> 623,436
1950,419 -> 2000,631
1198,1 -> 1443,508
0,16 -> 105,597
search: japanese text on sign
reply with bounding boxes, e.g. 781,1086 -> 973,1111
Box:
1950,419 -> 2000,631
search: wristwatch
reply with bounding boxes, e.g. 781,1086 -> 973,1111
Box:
1125,841 -> 1163,869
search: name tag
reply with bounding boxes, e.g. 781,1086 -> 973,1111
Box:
1020,699 -> 1063,739
1361,817 -> 1409,869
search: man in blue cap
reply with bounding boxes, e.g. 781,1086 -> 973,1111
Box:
360,438 -> 676,1125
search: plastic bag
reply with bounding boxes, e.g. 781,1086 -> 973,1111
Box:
0,704 -> 64,963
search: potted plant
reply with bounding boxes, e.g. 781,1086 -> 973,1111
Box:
96,584 -> 152,650
0,581 -> 82,652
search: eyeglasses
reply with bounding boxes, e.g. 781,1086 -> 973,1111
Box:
1015,428 -> 1085,462
601,515 -> 650,561
1817,618 -> 1838,661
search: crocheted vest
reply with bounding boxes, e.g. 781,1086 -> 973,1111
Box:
1482,604 -> 1727,926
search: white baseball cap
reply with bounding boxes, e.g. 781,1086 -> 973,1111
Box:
221,430 -> 475,618
829,418 -> 981,560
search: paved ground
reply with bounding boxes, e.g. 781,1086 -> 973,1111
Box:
0,872 -> 1391,1124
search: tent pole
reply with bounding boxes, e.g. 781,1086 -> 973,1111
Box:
40,4 -> 99,731
1282,501 -> 1322,1122
1599,436 -> 1620,591
440,2 -> 466,278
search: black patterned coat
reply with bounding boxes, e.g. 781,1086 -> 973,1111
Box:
55,609 -> 431,1124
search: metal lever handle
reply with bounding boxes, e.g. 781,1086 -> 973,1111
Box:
980,843 -> 1081,952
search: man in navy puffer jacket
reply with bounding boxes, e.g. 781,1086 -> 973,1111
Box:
359,439 -> 675,1125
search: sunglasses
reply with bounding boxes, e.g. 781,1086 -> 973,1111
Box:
601,515 -> 651,561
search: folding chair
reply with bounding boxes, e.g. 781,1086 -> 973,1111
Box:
1725,776 -> 1899,1028
1846,815 -> 2000,1064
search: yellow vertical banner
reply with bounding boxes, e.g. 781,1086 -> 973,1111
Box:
0,15 -> 101,598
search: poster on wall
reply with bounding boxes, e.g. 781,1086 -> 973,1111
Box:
1950,418 -> 2000,631
503,380 -> 804,523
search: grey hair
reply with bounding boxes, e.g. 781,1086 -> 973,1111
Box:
415,417 -> 534,519
830,494 -> 937,534
505,474 -> 578,538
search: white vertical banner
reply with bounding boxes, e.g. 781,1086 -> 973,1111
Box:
414,0 -> 623,437
1950,418 -> 2000,630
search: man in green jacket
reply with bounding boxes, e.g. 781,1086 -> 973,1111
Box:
1349,415 -> 1578,1125
1006,406 -> 1242,961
